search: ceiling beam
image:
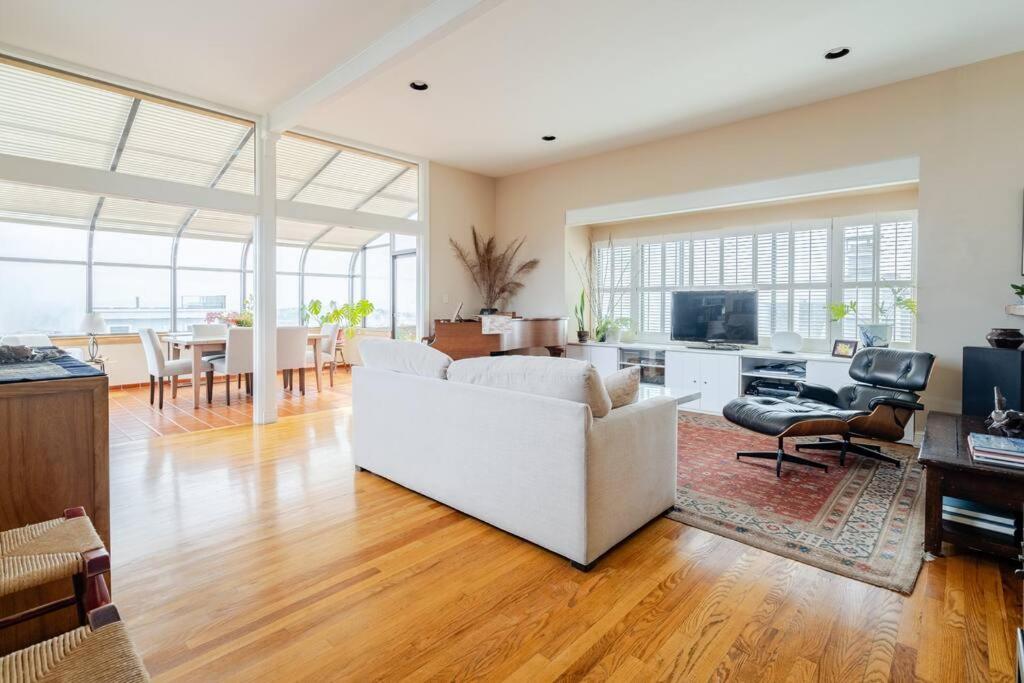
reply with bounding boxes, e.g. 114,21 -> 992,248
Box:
267,0 -> 500,133
278,198 -> 423,236
0,152 -> 258,215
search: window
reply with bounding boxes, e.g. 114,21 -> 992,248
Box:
0,261 -> 86,333
593,243 -> 632,324
93,231 -> 171,266
597,211 -> 916,349
176,270 -> 242,331
93,265 -> 171,331
363,243 -> 390,328
838,213 -> 916,344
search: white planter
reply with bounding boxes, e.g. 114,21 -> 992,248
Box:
603,327 -> 622,343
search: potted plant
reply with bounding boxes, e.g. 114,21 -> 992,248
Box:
860,288 -> 916,347
828,300 -> 857,324
595,317 -> 630,343
569,236 -> 629,343
1011,284 -> 1024,302
450,226 -> 539,314
207,295 -> 254,327
572,290 -> 588,342
304,299 -> 376,338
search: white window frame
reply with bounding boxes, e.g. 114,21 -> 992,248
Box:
596,210 -> 917,352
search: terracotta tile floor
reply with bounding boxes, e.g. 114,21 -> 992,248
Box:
108,369 -> 353,444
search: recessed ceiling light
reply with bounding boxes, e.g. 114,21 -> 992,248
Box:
541,135 -> 557,142
409,81 -> 429,91
824,47 -> 851,60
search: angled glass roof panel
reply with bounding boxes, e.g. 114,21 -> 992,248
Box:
359,165 -> 418,217
0,60 -> 133,169
213,135 -> 255,195
0,180 -> 96,228
294,149 -> 406,210
319,225 -> 382,248
117,100 -> 254,188
275,135 -> 336,200
186,209 -> 253,239
276,218 -> 328,244
95,196 -> 192,234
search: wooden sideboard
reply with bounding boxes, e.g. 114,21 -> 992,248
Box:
0,373 -> 109,653
428,317 -> 567,360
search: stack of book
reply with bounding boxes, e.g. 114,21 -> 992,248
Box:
941,496 -> 1017,539
966,432 -> 1024,470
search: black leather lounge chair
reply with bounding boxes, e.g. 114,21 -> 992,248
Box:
723,348 -> 935,476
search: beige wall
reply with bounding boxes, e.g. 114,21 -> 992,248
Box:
588,186 -> 918,242
494,51 -> 1024,413
428,162 -> 497,322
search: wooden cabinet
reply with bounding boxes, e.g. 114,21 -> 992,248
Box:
0,374 -> 109,654
565,343 -> 618,375
666,351 -> 739,413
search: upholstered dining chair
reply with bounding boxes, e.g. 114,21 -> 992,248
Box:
139,328 -> 212,409
190,323 -> 228,362
209,327 -> 253,405
277,326 -> 310,395
307,322 -> 340,387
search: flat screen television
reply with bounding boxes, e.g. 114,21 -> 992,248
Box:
671,290 -> 759,345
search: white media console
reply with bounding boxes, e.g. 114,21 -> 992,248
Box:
566,340 -> 914,441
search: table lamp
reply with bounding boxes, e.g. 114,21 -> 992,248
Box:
79,313 -> 108,361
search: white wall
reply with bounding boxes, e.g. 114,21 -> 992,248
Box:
494,51 -> 1024,413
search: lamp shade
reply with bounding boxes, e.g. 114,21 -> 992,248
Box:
79,313 -> 109,335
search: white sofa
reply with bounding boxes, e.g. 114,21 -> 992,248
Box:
353,341 -> 678,569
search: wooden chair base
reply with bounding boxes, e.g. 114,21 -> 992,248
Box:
0,507 -> 111,630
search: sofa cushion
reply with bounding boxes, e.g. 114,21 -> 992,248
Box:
604,366 -> 641,409
447,355 -> 612,417
358,338 -> 452,379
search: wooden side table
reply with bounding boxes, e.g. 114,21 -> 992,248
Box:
918,412 -> 1024,558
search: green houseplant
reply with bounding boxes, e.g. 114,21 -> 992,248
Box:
303,298 -> 375,338
572,290 -> 588,343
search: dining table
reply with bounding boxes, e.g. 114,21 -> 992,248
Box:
164,332 -> 322,408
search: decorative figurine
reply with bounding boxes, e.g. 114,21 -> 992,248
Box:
986,386 -> 1024,437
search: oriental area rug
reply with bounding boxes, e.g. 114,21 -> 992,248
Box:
667,413 -> 925,593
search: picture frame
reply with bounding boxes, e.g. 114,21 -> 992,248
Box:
832,339 -> 859,358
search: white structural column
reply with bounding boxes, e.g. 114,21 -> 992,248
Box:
253,121 -> 279,425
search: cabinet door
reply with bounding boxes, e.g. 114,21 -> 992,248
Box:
679,353 -> 703,408
566,344 -> 589,362
699,355 -> 739,414
589,345 -> 620,376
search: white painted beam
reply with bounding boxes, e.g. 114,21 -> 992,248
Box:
0,152 -> 258,215
253,123 -> 279,425
277,199 -> 426,236
565,157 -> 921,227
267,0 -> 499,133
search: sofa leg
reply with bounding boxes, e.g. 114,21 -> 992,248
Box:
570,560 -> 595,572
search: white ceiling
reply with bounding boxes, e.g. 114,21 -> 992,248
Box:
2,0 -> 1024,177
0,0 -> 433,114
300,0 -> 1024,176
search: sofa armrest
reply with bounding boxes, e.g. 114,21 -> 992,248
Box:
795,381 -> 839,405
584,397 -> 678,563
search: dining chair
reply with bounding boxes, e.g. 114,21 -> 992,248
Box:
139,328 -> 212,409
277,326 -> 310,395
209,327 -> 253,405
190,323 -> 228,361
307,323 -> 340,387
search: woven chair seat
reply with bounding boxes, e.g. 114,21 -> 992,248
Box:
0,619 -> 149,683
0,518 -> 104,597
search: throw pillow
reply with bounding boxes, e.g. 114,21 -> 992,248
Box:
604,366 -> 641,409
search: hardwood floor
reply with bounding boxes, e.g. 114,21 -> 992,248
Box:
109,408 -> 1021,682
108,370 -> 352,442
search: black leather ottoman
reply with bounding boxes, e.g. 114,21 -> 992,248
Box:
722,396 -> 853,477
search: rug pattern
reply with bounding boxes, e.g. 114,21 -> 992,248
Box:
667,413 -> 925,593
